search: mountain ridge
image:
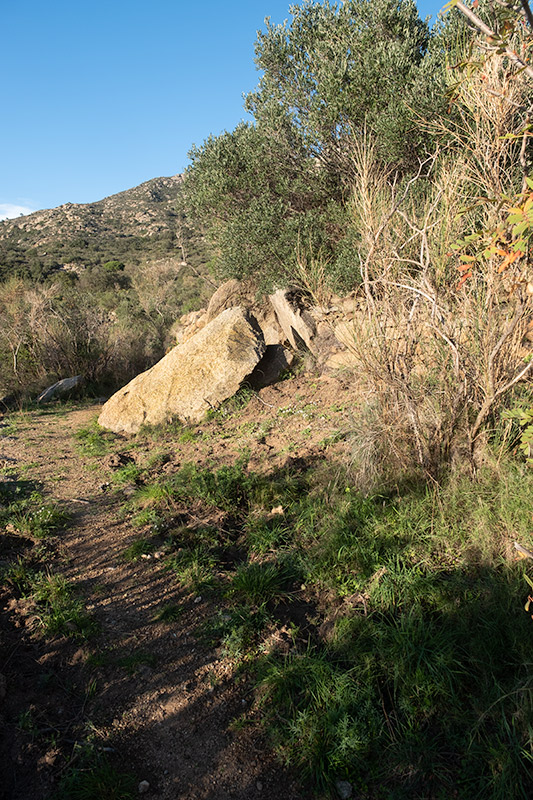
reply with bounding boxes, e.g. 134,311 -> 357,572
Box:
0,174 -> 183,244
0,174 -> 194,280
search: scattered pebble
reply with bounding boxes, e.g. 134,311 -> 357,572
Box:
194,596 -> 202,604
138,780 -> 150,794
256,781 -> 263,791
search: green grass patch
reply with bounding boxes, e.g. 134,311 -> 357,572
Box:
122,537 -> 156,562
115,448 -> 533,798
0,478 -> 70,538
166,545 -> 217,593
202,603 -> 272,659
110,463 -> 144,485
15,500 -> 70,538
2,566 -> 96,639
53,753 -> 136,800
251,459 -> 533,797
231,560 -> 295,606
245,516 -> 294,554
28,572 -> 96,639
74,418 -> 115,457
152,603 -> 183,623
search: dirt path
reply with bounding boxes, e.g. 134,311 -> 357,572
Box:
0,405 -> 306,800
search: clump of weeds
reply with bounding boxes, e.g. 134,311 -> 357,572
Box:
122,537 -> 157,562
53,751 -> 137,800
74,418 -> 115,457
152,603 -> 183,623
2,565 -> 96,639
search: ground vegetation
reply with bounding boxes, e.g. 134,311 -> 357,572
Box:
1,1 -> 533,798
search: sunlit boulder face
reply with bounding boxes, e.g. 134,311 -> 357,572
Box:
98,307 -> 266,434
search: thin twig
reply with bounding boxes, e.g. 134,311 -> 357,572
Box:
455,1 -> 533,80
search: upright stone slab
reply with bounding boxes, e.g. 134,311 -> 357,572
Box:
269,289 -> 316,351
98,307 -> 265,434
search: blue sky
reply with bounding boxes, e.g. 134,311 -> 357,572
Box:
1,0 -> 444,219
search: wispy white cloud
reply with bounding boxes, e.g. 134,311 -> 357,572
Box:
0,203 -> 36,221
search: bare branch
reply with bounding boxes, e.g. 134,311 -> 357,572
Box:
520,0 -> 533,29
455,0 -> 533,80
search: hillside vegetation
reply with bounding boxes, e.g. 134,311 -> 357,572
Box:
0,175 -> 186,279
1,1 -> 533,799
0,176 -> 213,399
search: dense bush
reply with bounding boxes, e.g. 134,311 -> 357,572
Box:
182,0 -> 458,290
0,255 -> 211,400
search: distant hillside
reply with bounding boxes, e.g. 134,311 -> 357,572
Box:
0,175 -> 208,281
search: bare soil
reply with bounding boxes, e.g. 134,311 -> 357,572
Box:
0,375 -> 355,800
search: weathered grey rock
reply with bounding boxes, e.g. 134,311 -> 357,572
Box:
98,307 -> 266,433
254,305 -> 284,345
207,280 -> 284,345
248,345 -> 294,389
205,279 -> 253,323
269,289 -> 316,351
37,375 -> 83,404
335,780 -> 353,800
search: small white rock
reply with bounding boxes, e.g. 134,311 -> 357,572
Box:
138,780 -> 150,794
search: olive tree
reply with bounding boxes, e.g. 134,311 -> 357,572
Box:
182,0 -> 450,289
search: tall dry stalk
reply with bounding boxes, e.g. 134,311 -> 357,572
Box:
344,53 -> 532,487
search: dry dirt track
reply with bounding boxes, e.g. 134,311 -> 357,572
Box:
0,403 -> 308,800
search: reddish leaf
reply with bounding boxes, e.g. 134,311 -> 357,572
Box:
497,250 -> 522,273
457,271 -> 472,289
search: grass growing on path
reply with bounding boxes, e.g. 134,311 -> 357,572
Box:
123,450 -> 533,799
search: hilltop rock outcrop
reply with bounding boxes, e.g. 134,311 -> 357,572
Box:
98,307 -> 266,434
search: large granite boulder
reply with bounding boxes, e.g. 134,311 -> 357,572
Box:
205,279 -> 253,323
207,280 -> 283,345
98,307 -> 266,433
